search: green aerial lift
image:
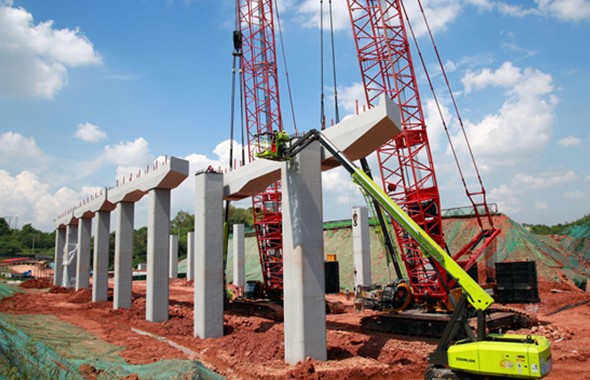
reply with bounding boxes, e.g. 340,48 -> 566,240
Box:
260,129 -> 552,380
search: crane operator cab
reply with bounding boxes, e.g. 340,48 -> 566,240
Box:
255,130 -> 291,161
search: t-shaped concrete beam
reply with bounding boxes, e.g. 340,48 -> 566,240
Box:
222,94 -> 401,201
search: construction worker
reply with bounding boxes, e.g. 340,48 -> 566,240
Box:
274,130 -> 290,158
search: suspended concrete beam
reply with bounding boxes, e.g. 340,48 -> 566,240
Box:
194,172 -> 224,339
282,141 -> 327,363
352,206 -> 372,288
222,94 -> 401,201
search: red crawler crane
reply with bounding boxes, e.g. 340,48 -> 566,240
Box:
347,0 -> 499,309
237,0 -> 284,300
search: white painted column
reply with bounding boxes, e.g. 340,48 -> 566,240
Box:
194,172 -> 224,338
114,202 -> 134,309
93,210 -> 111,302
169,234 -> 178,279
76,217 -> 92,290
186,232 -> 194,281
352,206 -> 372,288
146,188 -> 170,322
63,224 -> 78,288
53,228 -> 65,286
282,141 -> 327,364
232,224 -> 245,289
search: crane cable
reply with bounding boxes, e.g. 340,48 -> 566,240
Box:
329,0 -> 340,123
400,0 -> 494,230
320,0 -> 326,130
273,0 -> 298,135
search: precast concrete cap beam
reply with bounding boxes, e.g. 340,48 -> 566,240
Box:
73,188 -> 115,220
54,210 -> 78,230
223,94 -> 401,201
108,156 -> 189,204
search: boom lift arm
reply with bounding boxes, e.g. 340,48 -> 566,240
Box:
281,130 -> 552,379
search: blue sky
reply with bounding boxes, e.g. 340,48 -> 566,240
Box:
1,0 -> 589,232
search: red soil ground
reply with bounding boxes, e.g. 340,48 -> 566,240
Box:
1,277 -> 589,379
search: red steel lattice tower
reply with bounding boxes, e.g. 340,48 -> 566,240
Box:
238,0 -> 284,299
348,0 -> 449,304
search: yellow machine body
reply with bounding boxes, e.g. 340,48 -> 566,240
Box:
448,334 -> 552,378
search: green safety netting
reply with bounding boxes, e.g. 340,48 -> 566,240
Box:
0,283 -> 224,380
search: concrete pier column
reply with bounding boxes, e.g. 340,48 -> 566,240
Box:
76,217 -> 92,290
194,172 -> 224,338
54,228 -> 65,286
114,202 -> 134,309
146,188 -> 171,322
93,210 -> 111,302
232,224 -> 245,290
282,141 -> 327,364
186,232 -> 194,281
352,206 -> 372,288
63,224 -> 78,288
169,234 -> 178,279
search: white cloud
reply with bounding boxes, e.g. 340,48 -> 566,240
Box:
0,2 -> 101,99
536,0 -> 590,21
295,0 -> 350,31
557,136 -> 581,147
337,82 -> 367,114
0,169 -> 88,231
534,200 -> 549,210
459,62 -> 557,164
0,131 -> 42,162
564,190 -> 584,200
103,138 -> 152,167
513,170 -> 578,188
75,122 -> 108,142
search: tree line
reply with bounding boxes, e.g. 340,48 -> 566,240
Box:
0,206 -> 254,269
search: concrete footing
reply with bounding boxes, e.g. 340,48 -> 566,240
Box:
146,188 -> 171,322
194,172 -> 224,338
352,206 -> 371,288
93,211 -> 111,302
114,202 -> 134,309
282,142 -> 327,364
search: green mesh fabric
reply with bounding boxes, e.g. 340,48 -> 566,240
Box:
0,283 -> 224,380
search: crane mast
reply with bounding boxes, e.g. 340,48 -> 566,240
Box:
348,0 -> 500,307
238,0 -> 284,299
348,0 -> 448,304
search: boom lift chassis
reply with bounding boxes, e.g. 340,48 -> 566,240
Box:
273,130 -> 552,379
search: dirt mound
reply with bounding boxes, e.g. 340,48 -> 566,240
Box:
49,286 -> 74,294
67,289 -> 92,304
19,277 -> 53,289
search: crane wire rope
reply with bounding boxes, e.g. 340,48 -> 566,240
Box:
320,0 -> 326,130
273,0 -> 298,135
328,0 -> 340,123
400,0 -> 494,229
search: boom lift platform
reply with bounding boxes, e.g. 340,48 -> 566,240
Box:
262,129 -> 551,379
